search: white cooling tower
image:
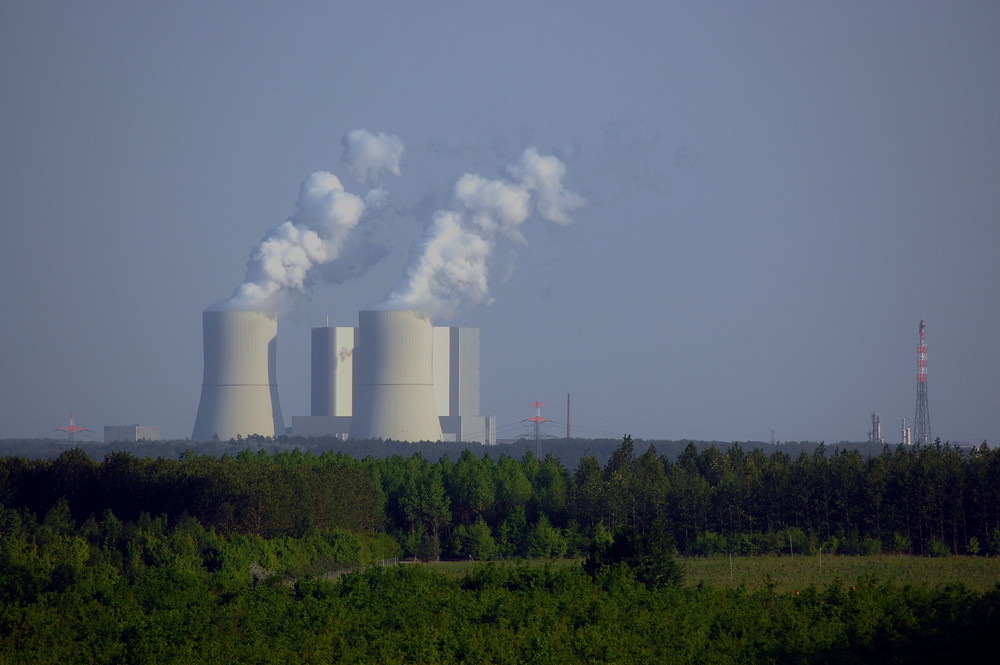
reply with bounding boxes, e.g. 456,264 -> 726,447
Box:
192,310 -> 284,441
348,309 -> 443,442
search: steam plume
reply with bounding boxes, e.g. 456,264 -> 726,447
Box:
383,148 -> 583,318
217,130 -> 403,312
340,130 -> 404,184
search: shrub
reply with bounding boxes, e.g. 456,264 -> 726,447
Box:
989,529 -> 1000,556
525,515 -> 567,559
731,532 -> 764,556
451,518 -> 498,560
892,532 -> 912,555
861,537 -> 881,555
928,539 -> 951,558
584,523 -> 683,589
416,533 -> 441,562
690,531 -> 727,557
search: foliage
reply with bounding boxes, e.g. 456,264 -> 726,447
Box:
4,437 -> 1000,664
584,521 -> 684,589
4,437 -> 1000,563
2,518 -> 997,665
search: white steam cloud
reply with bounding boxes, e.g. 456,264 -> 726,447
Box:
383,148 -> 584,318
217,130 -> 404,312
340,130 -> 404,184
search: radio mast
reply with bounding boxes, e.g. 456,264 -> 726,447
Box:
913,320 -> 931,445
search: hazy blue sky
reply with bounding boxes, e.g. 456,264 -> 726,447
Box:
3,1 -> 998,444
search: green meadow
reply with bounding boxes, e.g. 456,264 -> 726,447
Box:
424,554 -> 1000,593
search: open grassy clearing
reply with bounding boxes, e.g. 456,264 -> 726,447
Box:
683,554 -> 1000,592
419,555 -> 1000,592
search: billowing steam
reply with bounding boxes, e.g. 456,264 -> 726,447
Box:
213,134 -> 581,318
340,130 -> 404,184
217,130 -> 403,312
382,148 -> 584,318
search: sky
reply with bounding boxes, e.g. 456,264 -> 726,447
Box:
2,1 -> 998,445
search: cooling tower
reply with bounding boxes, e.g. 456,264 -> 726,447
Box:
348,309 -> 443,442
192,310 -> 284,441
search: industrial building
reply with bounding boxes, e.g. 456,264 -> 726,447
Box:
191,310 -> 284,441
104,425 -> 160,442
192,308 -> 493,444
293,309 -> 495,444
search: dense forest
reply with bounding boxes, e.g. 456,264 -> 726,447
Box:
3,532 -> 996,663
2,438 -> 999,558
3,438 -> 1000,662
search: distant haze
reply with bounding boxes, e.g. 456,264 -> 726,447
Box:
1,2 -> 997,444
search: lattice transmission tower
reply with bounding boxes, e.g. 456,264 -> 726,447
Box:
913,320 -> 931,445
54,412 -> 89,442
526,401 -> 549,457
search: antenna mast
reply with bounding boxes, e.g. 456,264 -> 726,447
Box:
54,412 -> 89,442
914,320 -> 931,444
566,393 -> 571,439
526,401 -> 549,457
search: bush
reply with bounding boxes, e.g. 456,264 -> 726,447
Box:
451,518 -> 498,560
928,539 -> 951,558
731,533 -> 764,556
690,531 -> 727,557
416,533 -> 441,562
771,528 -> 814,555
989,529 -> 1000,556
584,523 -> 683,589
525,515 -> 567,559
839,535 -> 882,556
891,532 -> 912,555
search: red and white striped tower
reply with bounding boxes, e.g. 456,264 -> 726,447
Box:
913,320 -> 931,444
526,401 -> 549,457
54,412 -> 89,442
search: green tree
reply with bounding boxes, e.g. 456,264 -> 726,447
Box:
446,450 -> 495,525
570,454 -> 604,529
493,454 -> 532,521
525,515 -> 567,558
454,517 -> 498,560
584,521 -> 683,589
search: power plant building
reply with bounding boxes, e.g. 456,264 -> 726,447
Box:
311,326 -> 355,418
434,326 -> 494,445
191,310 -> 284,441
292,310 -> 495,444
104,425 -> 160,442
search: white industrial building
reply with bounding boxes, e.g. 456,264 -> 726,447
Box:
292,309 -> 495,444
191,308 -> 493,444
104,425 -> 160,442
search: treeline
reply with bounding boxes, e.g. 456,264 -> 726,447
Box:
0,434 -> 902,469
0,449 -> 383,537
2,438 -> 999,558
375,438 -> 1000,558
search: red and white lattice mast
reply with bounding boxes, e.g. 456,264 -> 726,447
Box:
913,320 -> 931,445
526,401 -> 549,457
54,412 -> 89,443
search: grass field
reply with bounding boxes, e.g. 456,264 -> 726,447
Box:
420,555 -> 1000,593
683,554 -> 1000,592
